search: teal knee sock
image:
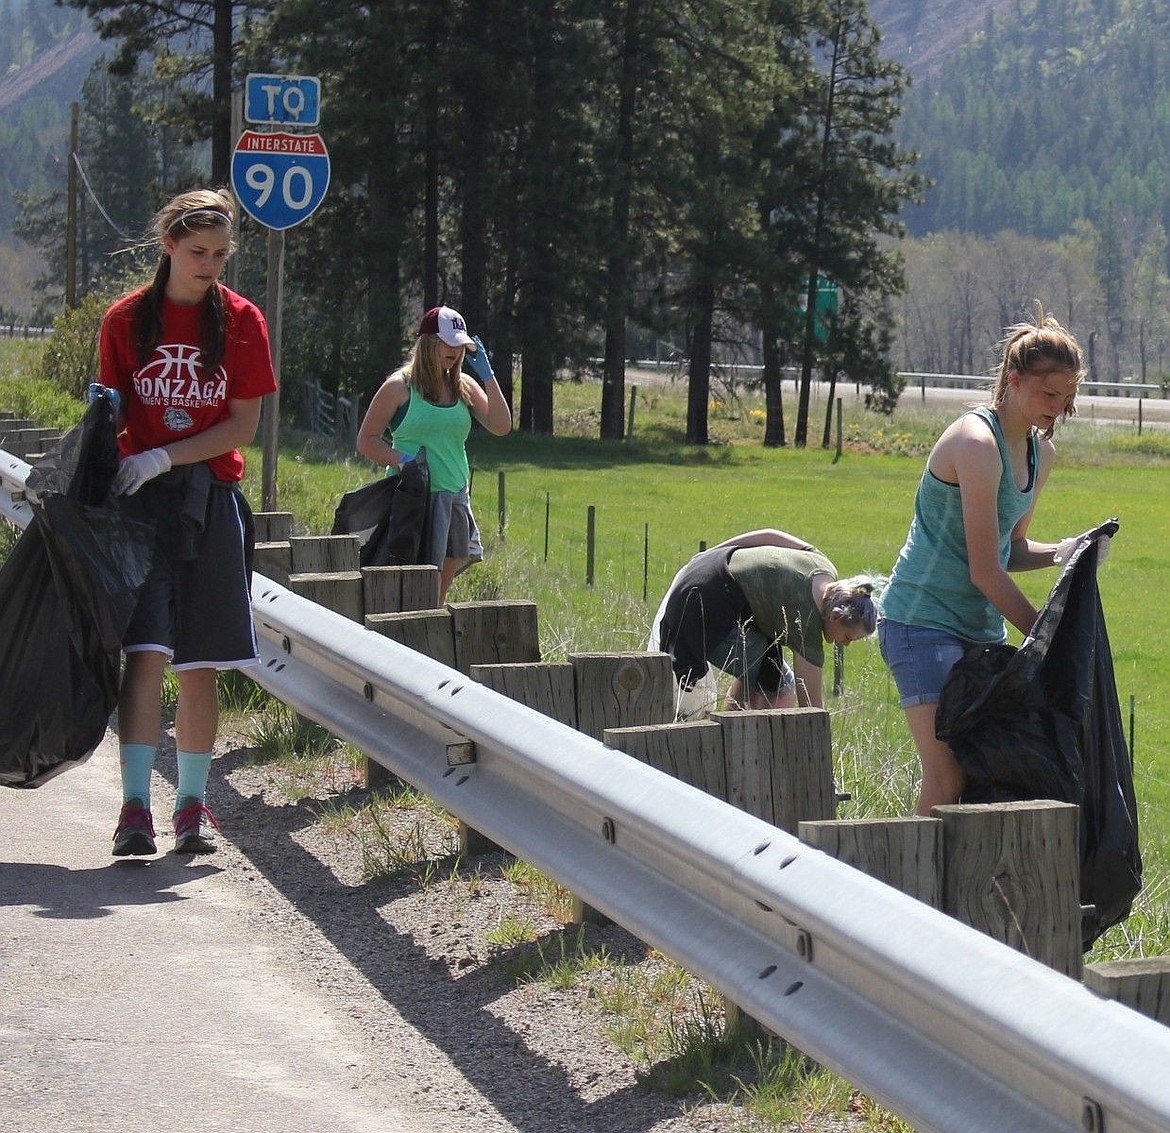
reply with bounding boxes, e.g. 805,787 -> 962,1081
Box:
119,743 -> 156,806
176,750 -> 214,805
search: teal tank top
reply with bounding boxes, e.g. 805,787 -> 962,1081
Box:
880,407 -> 1037,642
388,387 -> 472,493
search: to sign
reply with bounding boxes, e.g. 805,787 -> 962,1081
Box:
231,130 -> 330,231
244,73 -> 321,127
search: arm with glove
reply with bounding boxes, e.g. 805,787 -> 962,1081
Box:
109,397 -> 264,496
1053,525 -> 1115,567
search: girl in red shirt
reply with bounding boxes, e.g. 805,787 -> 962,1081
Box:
95,188 -> 277,857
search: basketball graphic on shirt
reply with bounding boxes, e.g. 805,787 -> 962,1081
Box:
146,343 -> 202,381
133,342 -> 229,426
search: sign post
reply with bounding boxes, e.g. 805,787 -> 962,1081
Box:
232,74 -> 329,511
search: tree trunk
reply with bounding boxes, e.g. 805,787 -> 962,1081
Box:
686,277 -> 714,445
761,302 -> 786,447
366,157 -> 401,400
599,0 -> 642,441
821,366 -> 838,448
519,0 -> 558,434
422,10 -> 441,309
458,0 -> 491,330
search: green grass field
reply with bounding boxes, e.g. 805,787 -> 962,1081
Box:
4,347 -> 1168,958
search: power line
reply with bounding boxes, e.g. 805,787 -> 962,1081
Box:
71,151 -> 133,241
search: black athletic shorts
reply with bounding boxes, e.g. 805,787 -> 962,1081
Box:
120,472 -> 258,670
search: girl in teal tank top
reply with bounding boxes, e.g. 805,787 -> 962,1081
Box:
356,305 -> 512,601
878,305 -> 1088,815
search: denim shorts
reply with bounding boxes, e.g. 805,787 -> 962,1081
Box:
878,619 -> 976,708
707,625 -> 796,697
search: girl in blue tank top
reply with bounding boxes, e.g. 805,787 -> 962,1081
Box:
879,305 -> 1091,815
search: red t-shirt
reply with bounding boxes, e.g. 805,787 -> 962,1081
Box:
98,284 -> 278,482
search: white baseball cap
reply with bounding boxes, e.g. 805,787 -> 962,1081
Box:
418,305 -> 474,348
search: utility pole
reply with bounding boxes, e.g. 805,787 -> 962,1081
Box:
66,102 -> 79,309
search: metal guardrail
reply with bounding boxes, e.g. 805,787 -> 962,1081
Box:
4,446 -> 1170,1132
628,360 -> 1169,399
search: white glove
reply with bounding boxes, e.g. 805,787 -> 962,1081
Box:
1054,531 -> 1112,566
1053,536 -> 1079,565
112,448 -> 171,496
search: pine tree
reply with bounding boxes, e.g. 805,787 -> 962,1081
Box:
59,0 -> 266,186
776,0 -> 922,445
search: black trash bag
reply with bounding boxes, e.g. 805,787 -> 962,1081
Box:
0,394 -> 155,788
331,447 -> 431,568
936,518 -> 1141,948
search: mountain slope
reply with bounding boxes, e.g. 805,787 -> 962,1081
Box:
0,28 -> 101,114
867,0 -> 1015,79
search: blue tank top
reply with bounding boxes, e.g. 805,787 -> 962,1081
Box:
880,406 -> 1037,642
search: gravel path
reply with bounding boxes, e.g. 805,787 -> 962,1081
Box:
205,725 -> 868,1133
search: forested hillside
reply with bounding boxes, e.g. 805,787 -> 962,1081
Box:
891,0 -> 1170,242
0,0 -> 98,235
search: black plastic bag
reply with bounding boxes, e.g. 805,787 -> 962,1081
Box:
936,518 -> 1141,947
0,394 -> 155,787
331,447 -> 430,567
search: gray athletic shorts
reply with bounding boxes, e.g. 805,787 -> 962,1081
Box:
122,478 -> 259,670
424,485 -> 484,574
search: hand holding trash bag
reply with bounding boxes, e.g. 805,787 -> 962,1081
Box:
112,447 -> 171,495
86,383 -> 121,416
0,396 -> 155,787
1054,529 -> 1112,566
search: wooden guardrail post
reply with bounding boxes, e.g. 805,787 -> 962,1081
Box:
289,533 -> 360,573
607,706 -> 835,1036
450,600 -> 540,674
606,708 -> 835,832
361,564 -> 441,614
934,800 -> 1082,979
252,510 -> 294,542
570,651 -> 673,740
470,661 -> 577,726
798,817 -> 943,907
1083,959 -> 1170,1026
469,651 -> 669,923
253,540 -> 292,586
716,707 -> 836,833
604,719 -> 725,797
287,570 -> 364,623
364,609 -> 457,667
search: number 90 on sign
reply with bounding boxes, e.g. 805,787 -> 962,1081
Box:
231,130 -> 330,231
